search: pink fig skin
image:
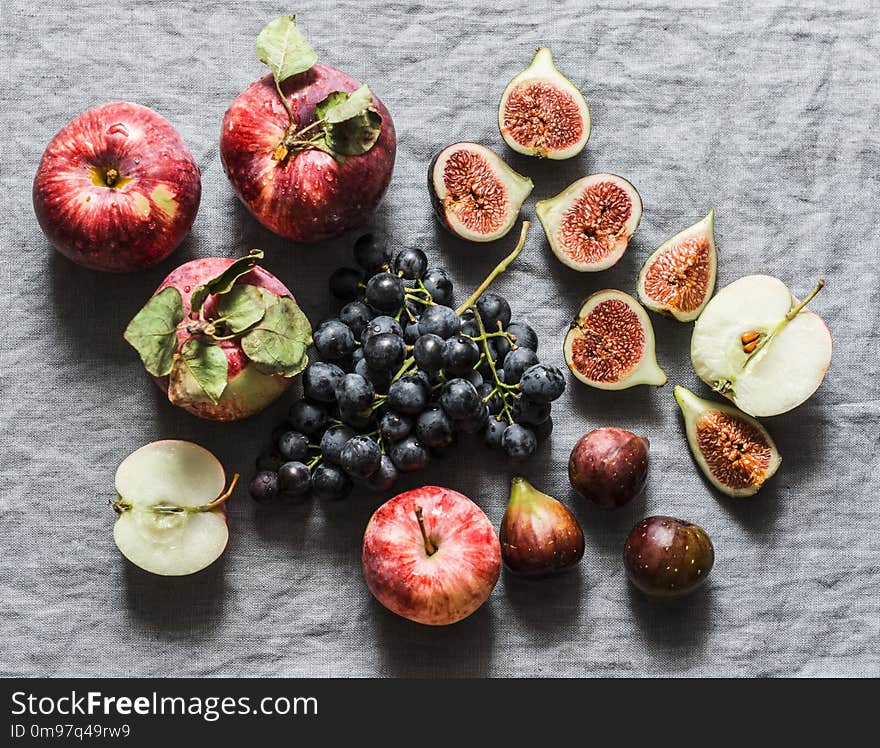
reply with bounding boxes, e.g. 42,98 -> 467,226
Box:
220,66 -> 396,242
33,102 -> 201,272
568,427 -> 650,509
500,477 -> 585,577
152,257 -> 294,421
362,486 -> 501,626
624,516 -> 714,598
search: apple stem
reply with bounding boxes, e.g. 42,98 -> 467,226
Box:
203,473 -> 240,511
274,78 -> 295,127
744,279 -> 826,368
786,279 -> 825,321
455,221 -> 530,316
414,506 -> 437,557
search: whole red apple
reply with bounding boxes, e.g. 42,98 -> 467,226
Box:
33,102 -> 201,272
150,257 -> 296,421
220,66 -> 396,242
362,486 -> 501,626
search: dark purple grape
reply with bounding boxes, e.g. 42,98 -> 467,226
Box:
418,304 -> 461,339
439,378 -> 482,419
393,248 -> 428,280
320,424 -> 357,465
288,400 -> 328,436
389,436 -> 430,472
340,435 -> 382,479
302,362 -> 345,403
415,406 -> 455,448
249,470 -> 279,504
503,347 -> 539,383
313,319 -> 356,361
278,461 -> 311,500
476,292 -> 511,329
366,455 -> 399,492
387,376 -> 429,415
483,418 -> 507,449
339,301 -> 373,338
329,267 -> 363,301
502,423 -> 537,459
277,430 -> 310,461
442,335 -> 481,376
379,411 -> 412,443
422,267 -> 453,305
311,463 -> 352,500
365,272 -> 405,312
520,364 -> 566,402
353,233 -> 392,272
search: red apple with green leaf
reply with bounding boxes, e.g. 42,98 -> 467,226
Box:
124,250 -> 312,421
362,486 -> 501,626
220,15 -> 396,242
33,102 -> 201,272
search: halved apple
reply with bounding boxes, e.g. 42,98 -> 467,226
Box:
112,441 -> 236,576
691,275 -> 831,417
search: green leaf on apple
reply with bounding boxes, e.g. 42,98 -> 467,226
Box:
170,339 -> 228,405
256,15 -> 317,85
215,283 -> 267,334
317,84 -> 374,123
240,292 -> 312,377
315,86 -> 383,157
123,286 -> 185,377
190,249 -> 264,314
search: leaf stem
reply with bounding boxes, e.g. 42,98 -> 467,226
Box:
275,78 -> 295,126
456,220 -> 530,316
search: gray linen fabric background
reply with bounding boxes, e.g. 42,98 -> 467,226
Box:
1,0 -> 878,677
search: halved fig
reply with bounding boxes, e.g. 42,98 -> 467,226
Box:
498,47 -> 591,160
536,174 -> 642,271
637,210 -> 717,322
674,386 -> 781,498
564,290 -> 666,389
429,142 -> 533,242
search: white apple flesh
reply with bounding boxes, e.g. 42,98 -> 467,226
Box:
362,486 -> 501,626
112,441 -> 234,576
691,275 -> 831,417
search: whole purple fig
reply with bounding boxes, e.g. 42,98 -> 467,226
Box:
624,516 -> 714,598
568,428 -> 649,509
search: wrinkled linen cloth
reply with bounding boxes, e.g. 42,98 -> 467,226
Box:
1,0 -> 878,677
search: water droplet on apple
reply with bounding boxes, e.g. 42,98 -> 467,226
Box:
107,123 -> 129,137
134,158 -> 140,165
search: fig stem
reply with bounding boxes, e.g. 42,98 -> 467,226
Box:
203,473 -> 240,511
456,221 -> 530,315
786,279 -> 825,321
414,505 -> 437,556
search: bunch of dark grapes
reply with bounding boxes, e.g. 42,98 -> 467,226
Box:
250,233 -> 565,504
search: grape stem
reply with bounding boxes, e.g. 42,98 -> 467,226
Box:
456,221 -> 530,316
472,306 -> 518,425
